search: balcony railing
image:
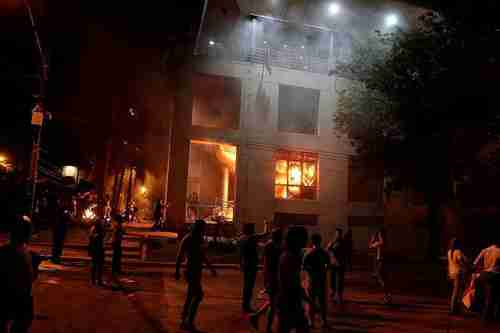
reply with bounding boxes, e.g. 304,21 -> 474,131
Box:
201,44 -> 331,75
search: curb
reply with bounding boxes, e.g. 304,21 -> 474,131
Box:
54,255 -> 246,270
31,241 -> 140,252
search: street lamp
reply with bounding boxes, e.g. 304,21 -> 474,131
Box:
0,155 -> 13,173
328,3 -> 341,16
385,13 -> 399,28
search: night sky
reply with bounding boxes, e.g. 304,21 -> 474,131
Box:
1,0 -> 204,168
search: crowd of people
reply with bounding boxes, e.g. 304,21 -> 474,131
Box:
1,214 -> 499,333
175,220 -> 389,333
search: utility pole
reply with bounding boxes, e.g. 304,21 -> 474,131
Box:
24,0 -> 49,217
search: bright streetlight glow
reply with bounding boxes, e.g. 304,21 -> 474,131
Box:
62,165 -> 78,179
328,3 -> 341,16
140,186 -> 148,195
209,40 -> 215,46
0,155 -> 6,163
385,14 -> 399,27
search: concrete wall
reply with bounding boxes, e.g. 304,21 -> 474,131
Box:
185,59 -> 378,243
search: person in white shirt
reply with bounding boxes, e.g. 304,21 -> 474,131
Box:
474,243 -> 500,273
447,238 -> 468,314
474,240 -> 500,322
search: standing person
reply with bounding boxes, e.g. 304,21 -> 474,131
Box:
175,219 -> 217,332
277,226 -> 310,333
249,228 -> 283,333
129,200 -> 138,223
447,238 -> 468,315
369,227 -> 392,304
111,215 -> 125,285
104,194 -> 112,220
161,202 -> 169,230
344,228 -> 353,272
88,219 -> 106,286
51,196 -> 68,264
303,234 -> 330,328
240,223 -> 269,313
328,228 -> 346,304
0,216 -> 43,333
152,199 -> 162,231
473,239 -> 500,322
369,232 -> 378,278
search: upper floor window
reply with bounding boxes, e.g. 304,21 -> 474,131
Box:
274,151 -> 318,200
278,84 -> 319,135
192,73 -> 241,129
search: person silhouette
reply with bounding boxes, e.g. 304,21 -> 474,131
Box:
304,233 -> 330,328
369,227 -> 392,304
88,219 -> 106,286
175,220 -> 217,332
250,228 -> 283,333
240,223 -> 270,313
328,228 -> 346,304
277,226 -> 310,333
0,216 -> 43,333
111,215 -> 126,286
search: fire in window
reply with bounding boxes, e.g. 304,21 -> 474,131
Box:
274,151 -> 318,200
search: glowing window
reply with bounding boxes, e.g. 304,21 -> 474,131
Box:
274,151 -> 318,200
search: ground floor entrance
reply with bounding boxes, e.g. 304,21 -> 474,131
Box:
186,140 -> 237,225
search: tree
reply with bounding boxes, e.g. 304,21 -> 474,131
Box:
334,6 -> 500,259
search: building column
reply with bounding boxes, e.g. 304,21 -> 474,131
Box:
235,144 -> 249,228
166,64 -> 193,231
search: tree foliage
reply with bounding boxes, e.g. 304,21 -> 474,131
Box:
334,8 -> 500,199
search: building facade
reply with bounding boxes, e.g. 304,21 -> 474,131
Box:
164,1 -> 386,249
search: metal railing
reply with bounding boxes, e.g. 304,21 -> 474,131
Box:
201,45 -> 330,75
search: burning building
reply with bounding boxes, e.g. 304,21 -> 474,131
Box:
158,0 -> 426,247
95,0 -> 428,254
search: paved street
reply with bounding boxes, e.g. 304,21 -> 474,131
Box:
31,264 -> 499,333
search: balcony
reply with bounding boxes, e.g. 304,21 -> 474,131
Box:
199,43 -> 330,75
197,12 -> 338,75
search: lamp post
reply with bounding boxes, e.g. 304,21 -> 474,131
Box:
23,0 -> 49,217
